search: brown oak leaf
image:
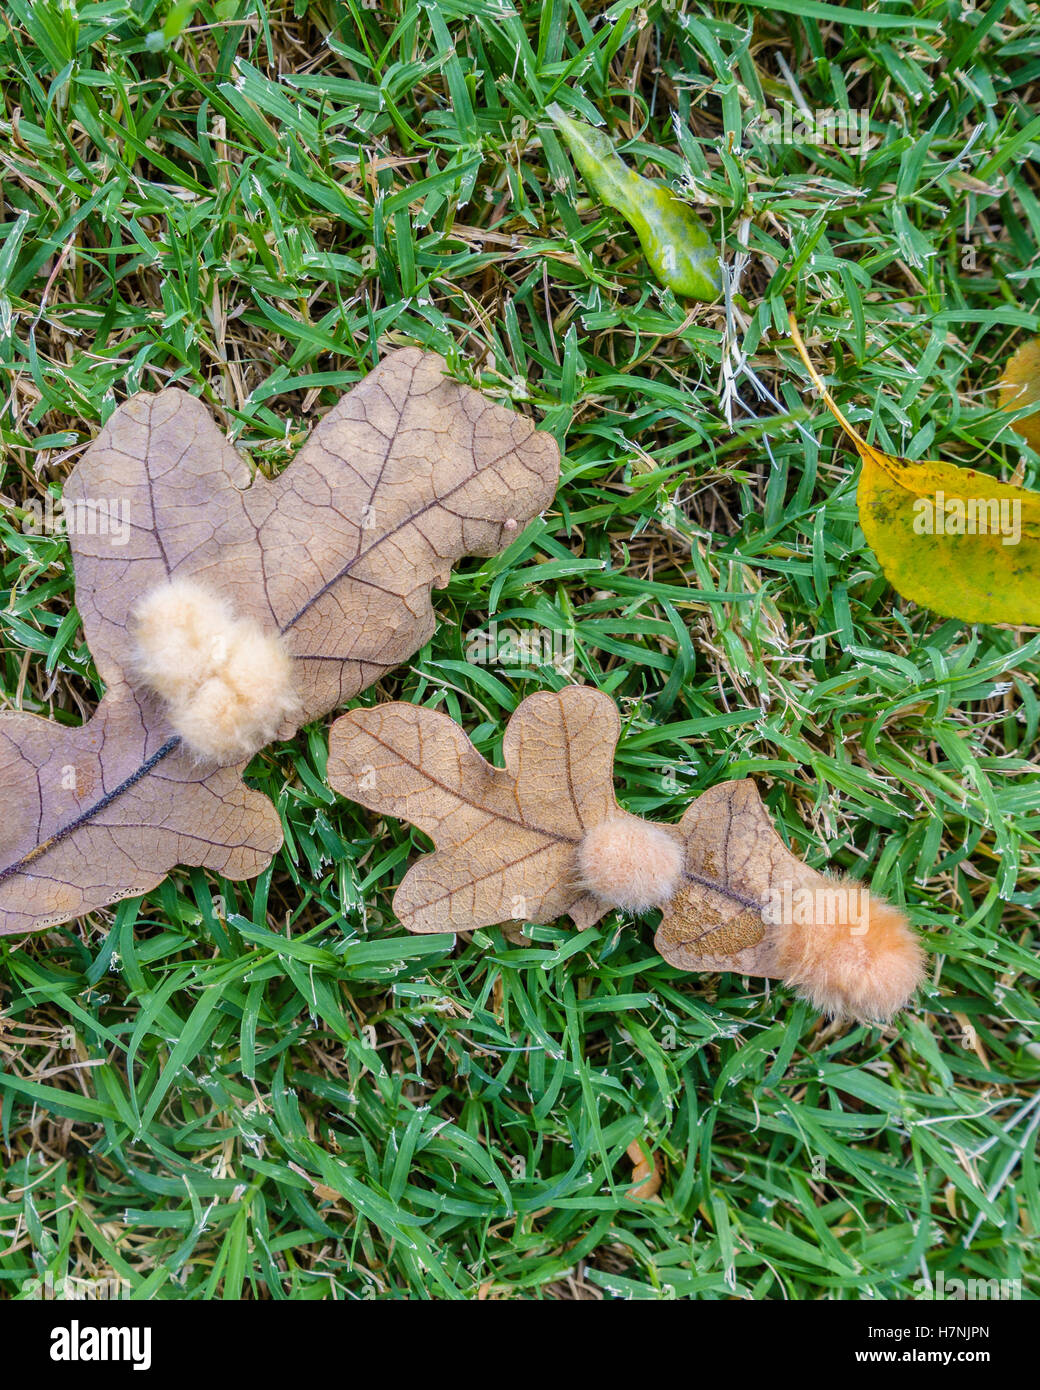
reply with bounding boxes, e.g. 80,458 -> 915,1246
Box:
655,780 -> 925,1022
652,779 -> 823,977
0,350 -> 559,936
329,685 -> 801,957
327,686 -> 623,933
328,687 -> 924,1021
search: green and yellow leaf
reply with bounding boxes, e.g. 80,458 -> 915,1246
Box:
790,314 -> 1040,626
548,103 -> 720,303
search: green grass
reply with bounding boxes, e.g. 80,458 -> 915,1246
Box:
1,0 -> 1039,1301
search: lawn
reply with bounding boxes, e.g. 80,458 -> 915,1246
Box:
1,0 -> 1038,1301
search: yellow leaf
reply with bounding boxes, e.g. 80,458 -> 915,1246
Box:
998,337 -> 1040,453
789,314 -> 1040,626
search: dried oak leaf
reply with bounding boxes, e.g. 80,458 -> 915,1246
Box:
327,686 -> 803,949
327,686 -> 621,933
652,779 -> 815,976
0,350 -> 559,936
328,686 -> 924,1021
655,771 -> 925,1024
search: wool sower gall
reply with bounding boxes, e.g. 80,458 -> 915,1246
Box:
130,578 -> 299,762
577,817 -> 685,912
772,875 -> 924,1023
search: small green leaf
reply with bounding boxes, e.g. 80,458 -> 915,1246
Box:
548,103 -> 721,302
